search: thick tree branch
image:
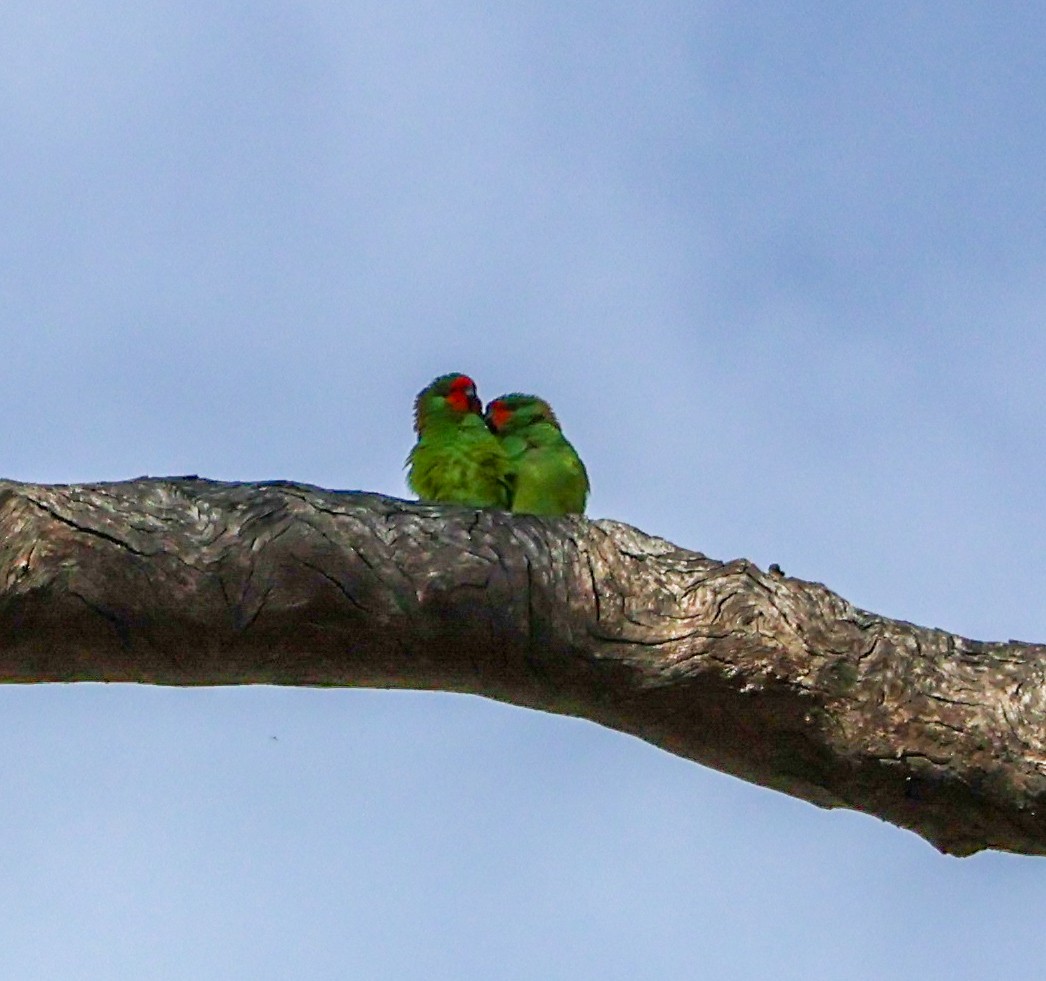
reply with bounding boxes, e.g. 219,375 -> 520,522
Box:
1,477 -> 1043,857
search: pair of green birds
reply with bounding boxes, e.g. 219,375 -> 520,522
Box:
406,372 -> 589,515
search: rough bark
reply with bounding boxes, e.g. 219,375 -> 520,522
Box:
1,476 -> 1043,857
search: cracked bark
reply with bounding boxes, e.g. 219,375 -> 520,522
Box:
1,477 -> 1044,857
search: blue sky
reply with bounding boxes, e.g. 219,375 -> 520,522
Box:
2,3 -> 1045,978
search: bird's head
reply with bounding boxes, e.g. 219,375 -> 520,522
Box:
413,373 -> 482,431
484,394 -> 560,434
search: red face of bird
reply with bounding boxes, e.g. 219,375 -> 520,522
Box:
443,373 -> 482,415
484,398 -> 514,433
484,395 -> 560,434
414,372 -> 483,432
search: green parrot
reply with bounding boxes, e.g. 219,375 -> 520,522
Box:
484,393 -> 589,515
406,372 -> 511,507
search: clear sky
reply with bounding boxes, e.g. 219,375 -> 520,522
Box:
2,3 -> 1045,978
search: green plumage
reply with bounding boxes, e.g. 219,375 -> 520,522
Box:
484,394 -> 589,515
406,373 -> 511,507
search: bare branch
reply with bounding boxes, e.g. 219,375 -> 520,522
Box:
1,476 -> 1044,857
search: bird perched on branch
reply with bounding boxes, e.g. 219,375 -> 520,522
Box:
406,373 -> 511,507
484,394 -> 589,515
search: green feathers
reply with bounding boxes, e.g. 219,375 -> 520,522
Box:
406,373 -> 511,507
407,374 -> 588,515
484,394 -> 589,515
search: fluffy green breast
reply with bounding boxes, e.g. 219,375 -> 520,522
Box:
407,413 -> 511,508
506,427 -> 589,515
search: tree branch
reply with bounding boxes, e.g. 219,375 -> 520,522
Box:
1,476 -> 1043,857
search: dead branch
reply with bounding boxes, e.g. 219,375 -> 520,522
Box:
1,476 -> 1043,856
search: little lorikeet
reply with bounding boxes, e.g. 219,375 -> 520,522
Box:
484,394 -> 589,515
406,373 -> 511,507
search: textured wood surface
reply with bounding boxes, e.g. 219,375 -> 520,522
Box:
1,476 -> 1044,856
